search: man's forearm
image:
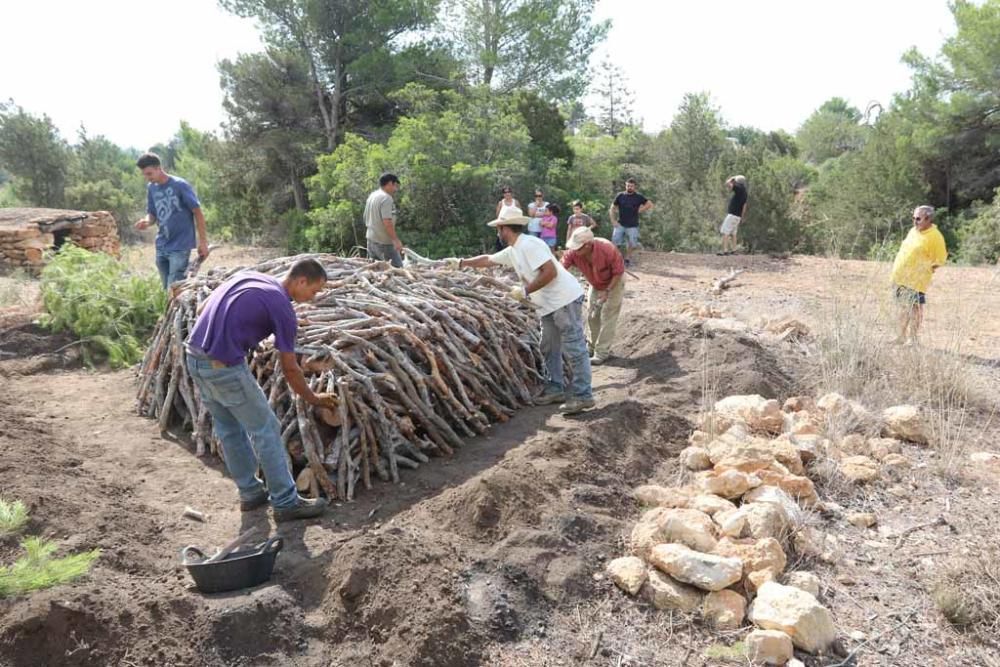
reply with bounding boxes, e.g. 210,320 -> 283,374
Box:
459,255 -> 495,269
283,360 -> 320,404
193,209 -> 208,242
607,273 -> 622,293
640,202 -> 654,213
525,263 -> 557,294
741,204 -> 748,219
383,219 -> 401,243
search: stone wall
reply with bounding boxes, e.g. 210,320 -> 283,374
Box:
0,208 -> 121,270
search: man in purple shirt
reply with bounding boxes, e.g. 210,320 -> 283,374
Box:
186,258 -> 335,522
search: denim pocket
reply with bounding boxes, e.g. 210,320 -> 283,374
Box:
200,367 -> 248,408
552,304 -> 573,332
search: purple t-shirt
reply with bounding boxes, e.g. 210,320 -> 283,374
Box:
187,272 -> 297,366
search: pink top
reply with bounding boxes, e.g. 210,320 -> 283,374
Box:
540,214 -> 558,239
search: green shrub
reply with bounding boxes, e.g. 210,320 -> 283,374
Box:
0,498 -> 28,536
39,244 -> 167,367
957,190 -> 1000,265
0,537 -> 100,597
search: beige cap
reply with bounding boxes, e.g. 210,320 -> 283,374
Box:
567,226 -> 595,250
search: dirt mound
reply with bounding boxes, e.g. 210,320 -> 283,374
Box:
615,312 -> 793,400
0,311 -> 798,666
295,313 -> 784,665
0,322 -> 80,374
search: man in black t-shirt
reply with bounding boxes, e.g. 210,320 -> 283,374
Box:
609,178 -> 654,267
719,175 -> 748,255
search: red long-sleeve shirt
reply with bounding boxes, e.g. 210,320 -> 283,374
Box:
561,238 -> 625,291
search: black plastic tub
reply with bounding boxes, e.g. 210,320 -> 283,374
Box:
181,536 -> 284,594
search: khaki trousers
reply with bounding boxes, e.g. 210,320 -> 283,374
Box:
586,279 -> 624,359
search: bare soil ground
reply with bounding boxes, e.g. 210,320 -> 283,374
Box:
0,249 -> 998,666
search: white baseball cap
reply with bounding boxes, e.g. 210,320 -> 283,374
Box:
567,227 -> 595,250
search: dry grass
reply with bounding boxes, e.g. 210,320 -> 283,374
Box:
803,256 -> 995,476
933,543 -> 1000,648
0,269 -> 38,310
119,242 -> 283,276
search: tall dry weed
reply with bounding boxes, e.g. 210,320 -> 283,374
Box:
803,251 -> 996,475
0,269 -> 37,310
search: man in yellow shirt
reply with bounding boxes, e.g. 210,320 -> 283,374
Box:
890,205 -> 947,345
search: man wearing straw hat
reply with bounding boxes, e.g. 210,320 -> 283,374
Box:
562,227 -> 626,365
444,215 -> 595,414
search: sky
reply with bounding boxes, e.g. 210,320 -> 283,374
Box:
589,0 -> 957,133
0,0 -> 958,149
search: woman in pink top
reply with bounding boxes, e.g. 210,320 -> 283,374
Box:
540,203 -> 560,249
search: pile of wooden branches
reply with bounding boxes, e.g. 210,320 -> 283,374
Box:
136,254 -> 544,500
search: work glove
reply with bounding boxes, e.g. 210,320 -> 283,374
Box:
508,285 -> 528,302
442,257 -> 461,270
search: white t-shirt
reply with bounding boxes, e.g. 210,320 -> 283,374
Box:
497,201 -> 522,219
527,200 -> 548,234
490,233 -> 583,316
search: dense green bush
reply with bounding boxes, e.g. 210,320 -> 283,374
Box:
956,190 -> 1000,264
306,87 -> 538,256
39,245 -> 167,367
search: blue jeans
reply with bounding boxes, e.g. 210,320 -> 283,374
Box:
366,240 -> 403,268
540,297 -> 593,400
185,356 -> 298,509
156,249 -> 191,289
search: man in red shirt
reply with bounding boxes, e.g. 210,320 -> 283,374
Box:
561,227 -> 626,365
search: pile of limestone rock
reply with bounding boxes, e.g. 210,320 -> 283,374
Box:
605,392 -> 928,665
0,208 -> 120,270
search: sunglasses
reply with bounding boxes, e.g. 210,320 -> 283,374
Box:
535,194 -> 543,197
913,216 -> 924,221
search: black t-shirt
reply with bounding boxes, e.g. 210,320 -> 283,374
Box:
727,184 -> 748,216
613,192 -> 648,228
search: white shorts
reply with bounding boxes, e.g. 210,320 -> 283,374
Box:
720,214 -> 741,235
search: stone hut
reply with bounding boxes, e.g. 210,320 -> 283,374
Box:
0,208 -> 121,270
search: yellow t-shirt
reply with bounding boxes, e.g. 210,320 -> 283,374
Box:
890,224 -> 947,293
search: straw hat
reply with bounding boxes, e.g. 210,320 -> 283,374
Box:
486,214 -> 531,228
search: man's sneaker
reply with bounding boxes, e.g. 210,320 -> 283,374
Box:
240,489 -> 269,512
534,391 -> 566,406
559,397 -> 596,415
590,355 -> 606,366
274,496 -> 328,523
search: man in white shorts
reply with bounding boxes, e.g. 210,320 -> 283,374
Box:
719,175 -> 748,256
